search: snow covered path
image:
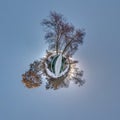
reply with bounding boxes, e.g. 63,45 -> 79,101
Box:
55,54 -> 62,76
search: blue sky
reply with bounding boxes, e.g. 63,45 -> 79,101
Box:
0,0 -> 120,120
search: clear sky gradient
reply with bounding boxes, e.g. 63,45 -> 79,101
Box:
0,0 -> 120,120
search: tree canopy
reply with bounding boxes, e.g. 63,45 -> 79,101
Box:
41,11 -> 85,57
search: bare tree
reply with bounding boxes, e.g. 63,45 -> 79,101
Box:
22,70 -> 42,88
46,75 -> 69,90
41,11 -> 85,56
62,29 -> 85,56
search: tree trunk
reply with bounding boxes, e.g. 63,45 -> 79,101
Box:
62,39 -> 73,55
56,33 -> 62,55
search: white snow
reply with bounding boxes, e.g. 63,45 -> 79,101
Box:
45,62 -> 70,78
